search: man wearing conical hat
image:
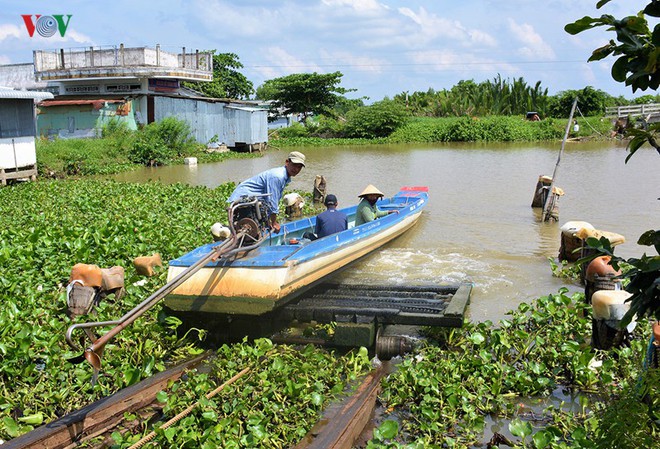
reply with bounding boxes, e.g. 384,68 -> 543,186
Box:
355,184 -> 398,226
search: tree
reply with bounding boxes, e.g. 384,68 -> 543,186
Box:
344,100 -> 410,138
547,86 -> 612,117
183,52 -> 253,100
255,72 -> 353,123
566,1 -> 659,323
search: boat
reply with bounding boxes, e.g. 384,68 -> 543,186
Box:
164,186 -> 429,315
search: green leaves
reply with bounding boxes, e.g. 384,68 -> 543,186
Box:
566,3 -> 660,93
257,72 -> 352,121
509,418 -> 532,438
375,289 -> 651,447
0,179 -> 237,441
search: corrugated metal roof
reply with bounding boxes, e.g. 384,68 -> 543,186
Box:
0,87 -> 54,100
39,99 -> 125,107
224,105 -> 263,112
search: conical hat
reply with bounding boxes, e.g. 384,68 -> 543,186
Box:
358,184 -> 384,197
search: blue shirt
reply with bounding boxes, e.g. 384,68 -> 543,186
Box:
315,208 -> 348,239
228,166 -> 290,215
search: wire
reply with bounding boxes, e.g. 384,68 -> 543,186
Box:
576,105 -> 609,138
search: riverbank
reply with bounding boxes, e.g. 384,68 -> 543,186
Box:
272,115 -> 615,147
33,115 -> 616,178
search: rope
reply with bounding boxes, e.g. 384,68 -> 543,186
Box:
575,105 -> 609,138
128,367 -> 251,449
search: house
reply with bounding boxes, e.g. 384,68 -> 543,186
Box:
0,45 -> 268,150
0,87 -> 53,185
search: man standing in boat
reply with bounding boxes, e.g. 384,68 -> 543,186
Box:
355,184 -> 398,226
228,151 -> 306,233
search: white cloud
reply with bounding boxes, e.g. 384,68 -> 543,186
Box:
397,6 -> 496,47
0,24 -> 22,42
508,18 -> 555,60
318,49 -> 384,74
408,49 -> 517,75
321,0 -> 388,13
253,47 -> 322,79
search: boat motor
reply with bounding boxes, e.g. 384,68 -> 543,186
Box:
228,194 -> 272,246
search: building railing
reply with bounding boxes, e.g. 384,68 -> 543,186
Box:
605,103 -> 660,117
33,44 -> 212,73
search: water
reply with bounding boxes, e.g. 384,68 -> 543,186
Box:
109,141 -> 659,323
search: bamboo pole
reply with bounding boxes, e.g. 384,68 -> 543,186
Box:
541,97 -> 578,222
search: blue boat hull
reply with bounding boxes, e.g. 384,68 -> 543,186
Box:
165,187 -> 429,315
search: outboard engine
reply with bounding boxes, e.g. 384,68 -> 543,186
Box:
229,195 -> 271,246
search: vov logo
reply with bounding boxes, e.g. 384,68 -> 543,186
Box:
21,15 -> 73,38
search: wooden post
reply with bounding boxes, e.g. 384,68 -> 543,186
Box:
542,98 -> 578,222
313,175 -> 327,204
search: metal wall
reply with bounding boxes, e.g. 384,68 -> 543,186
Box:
224,106 -> 268,147
154,96 -> 225,144
153,97 -> 268,147
0,99 -> 35,138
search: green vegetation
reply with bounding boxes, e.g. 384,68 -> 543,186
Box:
344,99 -> 411,139
565,0 -> 660,323
0,179 -> 658,447
182,52 -> 254,99
110,340 -> 371,447
36,117 -> 256,177
392,76 -> 550,117
256,71 -> 354,124
372,290 -> 659,448
271,115 -> 614,147
0,179 -> 369,443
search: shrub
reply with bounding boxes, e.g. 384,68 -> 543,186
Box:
344,100 -> 410,138
129,133 -> 172,166
152,117 -> 196,156
101,117 -> 132,139
276,122 -> 310,138
310,115 -> 345,138
127,117 -> 196,166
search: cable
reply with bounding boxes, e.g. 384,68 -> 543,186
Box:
128,367 -> 251,449
576,105 -> 609,138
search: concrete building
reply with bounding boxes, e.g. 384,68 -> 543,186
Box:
0,45 -> 268,150
0,87 -> 54,184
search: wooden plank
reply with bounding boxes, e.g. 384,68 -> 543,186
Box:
3,354 -> 207,449
0,166 -> 37,184
294,368 -> 384,449
444,283 -> 472,318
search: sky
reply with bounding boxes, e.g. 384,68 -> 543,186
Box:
0,0 -> 654,102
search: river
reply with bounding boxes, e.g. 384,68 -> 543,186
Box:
109,141 -> 659,323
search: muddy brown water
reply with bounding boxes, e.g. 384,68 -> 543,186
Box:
108,141 -> 659,323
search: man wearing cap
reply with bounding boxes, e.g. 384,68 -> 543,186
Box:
314,194 -> 348,239
228,151 -> 305,233
355,184 -> 398,226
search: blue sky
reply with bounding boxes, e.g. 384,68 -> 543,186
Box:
0,0 -> 653,101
